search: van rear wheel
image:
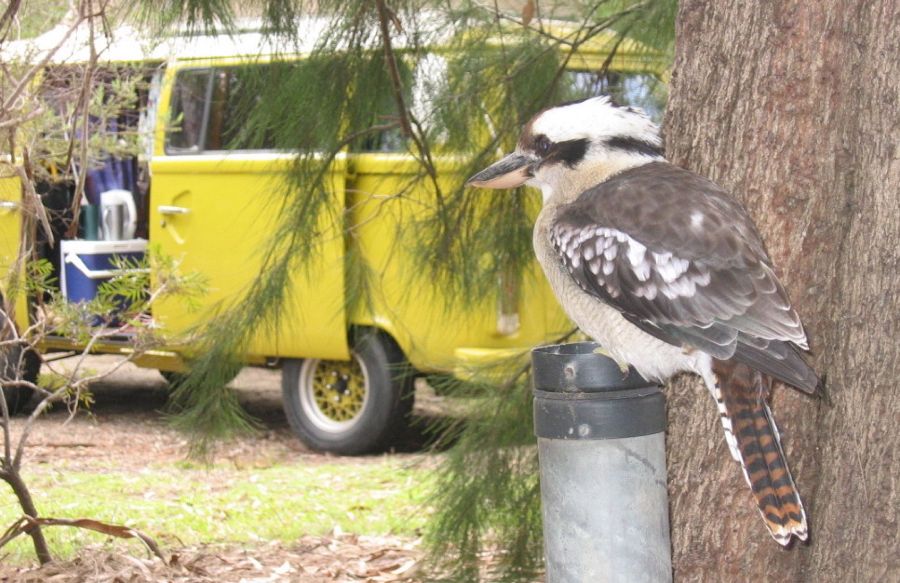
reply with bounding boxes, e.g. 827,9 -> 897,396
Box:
281,331 -> 413,455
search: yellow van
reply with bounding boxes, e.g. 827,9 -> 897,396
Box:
0,21 -> 665,453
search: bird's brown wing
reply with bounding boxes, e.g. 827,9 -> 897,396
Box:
550,161 -> 818,392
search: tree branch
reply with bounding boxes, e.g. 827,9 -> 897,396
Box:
372,0 -> 445,208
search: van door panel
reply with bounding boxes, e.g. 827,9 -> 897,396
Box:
150,154 -> 349,361
151,64 -> 348,361
346,155 -> 572,371
0,174 -> 28,327
0,177 -> 21,278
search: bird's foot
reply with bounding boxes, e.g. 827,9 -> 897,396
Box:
592,346 -> 630,374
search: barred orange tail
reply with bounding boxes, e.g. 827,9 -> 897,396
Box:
712,359 -> 808,546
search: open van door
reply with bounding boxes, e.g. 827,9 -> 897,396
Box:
0,173 -> 25,321
149,64 -> 349,362
0,171 -> 39,413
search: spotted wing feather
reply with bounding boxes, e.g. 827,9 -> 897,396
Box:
550,162 -> 818,393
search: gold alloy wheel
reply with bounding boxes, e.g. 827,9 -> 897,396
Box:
298,354 -> 370,432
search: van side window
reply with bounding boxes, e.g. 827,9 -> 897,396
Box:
350,58 -> 414,154
210,67 -> 275,151
165,67 -> 274,154
166,69 -> 211,153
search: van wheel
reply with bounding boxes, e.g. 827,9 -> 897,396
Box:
281,331 -> 414,455
0,345 -> 40,415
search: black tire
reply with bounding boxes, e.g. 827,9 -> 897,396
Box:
281,330 -> 414,455
0,344 -> 40,415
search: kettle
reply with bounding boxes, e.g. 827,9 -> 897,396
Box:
99,189 -> 137,240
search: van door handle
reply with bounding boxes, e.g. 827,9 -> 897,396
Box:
0,200 -> 19,210
158,205 -> 190,215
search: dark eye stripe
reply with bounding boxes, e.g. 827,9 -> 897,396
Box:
605,136 -> 663,157
548,138 -> 589,168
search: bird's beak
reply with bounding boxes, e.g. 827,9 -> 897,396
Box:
466,153 -> 534,189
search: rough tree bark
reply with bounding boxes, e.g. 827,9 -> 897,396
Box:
662,1 -> 899,580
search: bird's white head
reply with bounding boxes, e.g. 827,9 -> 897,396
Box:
467,96 -> 663,202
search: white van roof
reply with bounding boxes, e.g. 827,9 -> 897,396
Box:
1,16 -> 449,65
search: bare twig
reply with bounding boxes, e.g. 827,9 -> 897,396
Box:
16,160 -> 54,245
0,0 -> 23,44
1,383 -> 11,464
472,0 -> 581,46
0,105 -> 44,129
0,309 -> 22,464
0,516 -> 29,549
67,1 -> 99,236
0,10 -> 86,115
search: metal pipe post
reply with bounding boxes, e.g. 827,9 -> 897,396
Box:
532,342 -> 671,583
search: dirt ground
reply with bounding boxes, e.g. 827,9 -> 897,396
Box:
10,355 -> 447,470
0,355 -> 453,582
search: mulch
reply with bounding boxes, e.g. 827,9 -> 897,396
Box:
0,531 -> 421,582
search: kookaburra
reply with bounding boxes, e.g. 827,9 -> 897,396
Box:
468,96 -> 818,546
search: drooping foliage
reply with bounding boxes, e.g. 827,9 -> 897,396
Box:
133,0 -> 674,578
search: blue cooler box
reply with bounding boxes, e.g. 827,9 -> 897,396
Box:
60,239 -> 148,305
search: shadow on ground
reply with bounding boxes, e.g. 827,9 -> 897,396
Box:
29,355 -> 461,455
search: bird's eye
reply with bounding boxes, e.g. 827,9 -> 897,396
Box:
535,135 -> 552,155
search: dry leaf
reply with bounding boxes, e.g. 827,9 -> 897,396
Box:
0,516 -> 166,564
272,561 -> 295,575
522,0 -> 535,26
0,534 -> 523,582
391,558 -> 417,575
245,556 -> 264,571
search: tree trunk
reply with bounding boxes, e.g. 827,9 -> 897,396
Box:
1,469 -> 52,564
662,1 -> 899,580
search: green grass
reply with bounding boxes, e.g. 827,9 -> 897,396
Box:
0,458 -> 432,563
